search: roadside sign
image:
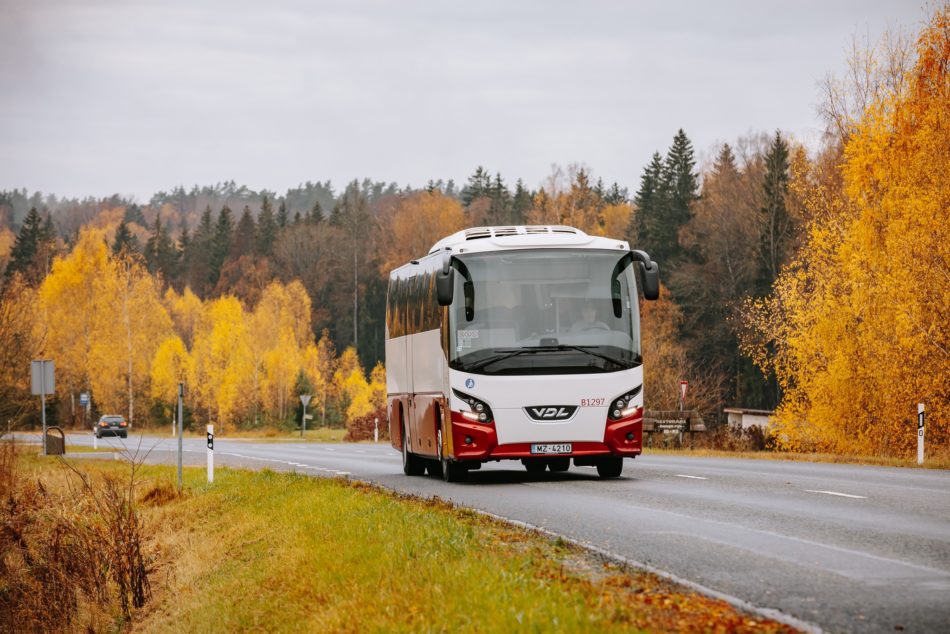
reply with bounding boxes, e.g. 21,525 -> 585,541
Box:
31,360 -> 55,395
679,380 -> 688,400
300,394 -> 312,407
79,392 -> 89,406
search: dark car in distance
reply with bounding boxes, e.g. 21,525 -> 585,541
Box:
95,415 -> 128,439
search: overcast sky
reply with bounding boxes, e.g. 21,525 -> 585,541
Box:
0,0 -> 927,201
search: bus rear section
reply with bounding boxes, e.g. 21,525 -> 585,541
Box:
385,225 -> 659,482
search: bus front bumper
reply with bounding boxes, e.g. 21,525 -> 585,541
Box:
449,411 -> 642,462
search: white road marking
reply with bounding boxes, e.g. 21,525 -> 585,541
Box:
675,474 -> 708,480
806,489 -> 866,499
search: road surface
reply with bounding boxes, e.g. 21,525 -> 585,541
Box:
26,432 -> 950,633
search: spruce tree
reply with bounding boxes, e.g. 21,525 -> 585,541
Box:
209,205 -> 233,289
486,173 -> 511,225
757,131 -> 792,295
256,195 -> 277,256
232,206 -> 256,259
276,199 -> 289,228
309,200 -> 324,224
4,207 -> 48,284
461,166 -> 491,207
512,179 -> 532,225
661,128 -> 699,264
145,213 -> 177,281
123,203 -> 147,227
112,219 -> 140,256
629,152 -> 665,249
187,205 -> 215,295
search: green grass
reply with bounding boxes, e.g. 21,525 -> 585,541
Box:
17,453 -> 793,632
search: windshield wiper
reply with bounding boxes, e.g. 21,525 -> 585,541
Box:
464,345 -> 637,372
526,344 -> 636,368
464,348 -> 534,371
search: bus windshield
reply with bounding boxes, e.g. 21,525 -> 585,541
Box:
448,249 -> 641,375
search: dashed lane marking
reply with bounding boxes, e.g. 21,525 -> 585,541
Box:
805,490 -> 866,499
674,474 -> 709,480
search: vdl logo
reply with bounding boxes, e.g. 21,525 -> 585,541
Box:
524,405 -> 578,422
465,378 -> 475,389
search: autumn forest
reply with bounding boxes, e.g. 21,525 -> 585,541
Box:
1,9 -> 947,456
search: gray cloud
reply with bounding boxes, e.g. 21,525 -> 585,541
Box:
0,0 -> 927,200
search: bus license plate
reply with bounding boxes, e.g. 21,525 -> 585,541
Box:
531,443 -> 572,455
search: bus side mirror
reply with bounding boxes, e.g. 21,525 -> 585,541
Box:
638,261 -> 660,300
436,267 -> 454,306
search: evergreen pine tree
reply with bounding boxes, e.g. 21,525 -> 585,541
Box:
486,173 -> 511,225
145,213 -> 177,281
629,152 -> 665,248
512,179 -> 532,224
293,210 -> 302,225
661,129 -> 699,263
461,166 -> 491,207
310,200 -> 324,224
209,205 -> 233,289
123,203 -> 147,227
112,219 -> 140,255
186,205 -> 215,296
276,199 -> 289,228
4,207 -> 49,284
232,206 -> 256,258
757,130 -> 792,295
256,195 -> 277,256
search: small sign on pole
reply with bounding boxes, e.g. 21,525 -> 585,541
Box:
207,424 -> 214,483
300,394 -> 312,438
679,380 -> 688,412
31,360 -> 54,456
917,403 -> 925,466
79,392 -> 89,407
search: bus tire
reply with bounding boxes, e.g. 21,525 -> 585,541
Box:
522,458 -> 547,474
548,457 -> 570,472
438,430 -> 467,483
596,456 -> 623,478
402,425 -> 425,476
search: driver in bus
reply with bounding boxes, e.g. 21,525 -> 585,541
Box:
571,300 -> 609,332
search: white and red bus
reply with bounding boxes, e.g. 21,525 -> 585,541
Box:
386,225 -> 659,482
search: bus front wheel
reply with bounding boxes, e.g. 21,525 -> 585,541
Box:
402,425 -> 425,476
438,430 -> 467,483
596,456 -> 623,479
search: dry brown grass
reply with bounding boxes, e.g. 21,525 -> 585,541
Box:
0,441 -> 156,632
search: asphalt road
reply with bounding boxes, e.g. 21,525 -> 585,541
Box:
30,432 -> 950,633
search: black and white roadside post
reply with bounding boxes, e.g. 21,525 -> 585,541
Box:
31,360 -> 55,456
177,382 -> 184,492
917,403 -> 925,466
207,424 -> 214,483
300,394 -> 312,438
374,417 -> 379,443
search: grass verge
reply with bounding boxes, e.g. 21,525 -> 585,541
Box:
13,451 -> 798,633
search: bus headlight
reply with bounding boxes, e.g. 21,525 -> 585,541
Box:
608,385 -> 642,421
452,389 -> 494,424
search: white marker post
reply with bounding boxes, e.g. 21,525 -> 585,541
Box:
177,382 -> 184,492
207,424 -> 214,483
300,394 -> 312,439
374,417 -> 379,443
917,403 -> 925,466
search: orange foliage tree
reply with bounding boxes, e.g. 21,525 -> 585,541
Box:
742,9 -> 950,455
